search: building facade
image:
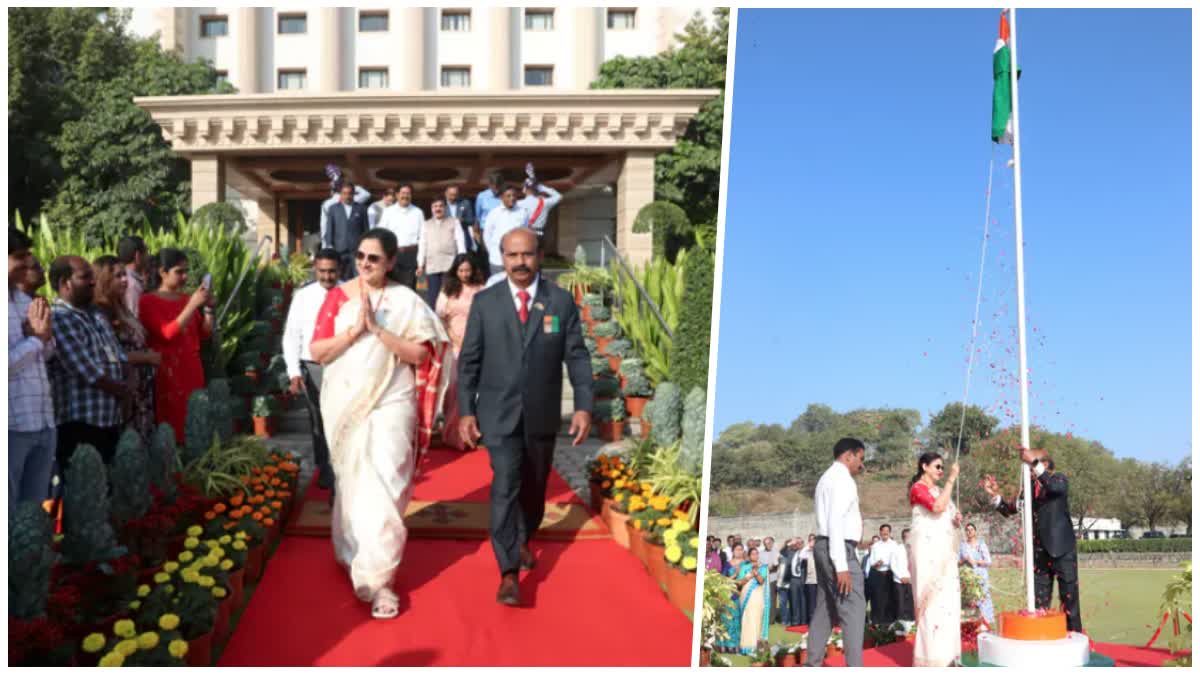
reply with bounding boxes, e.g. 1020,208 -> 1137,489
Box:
129,7 -> 719,264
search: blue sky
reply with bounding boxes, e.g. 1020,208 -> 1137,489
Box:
714,9 -> 1191,462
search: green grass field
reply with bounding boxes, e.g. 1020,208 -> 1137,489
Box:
721,568 -> 1186,666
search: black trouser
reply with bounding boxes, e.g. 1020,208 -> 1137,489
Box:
338,252 -> 358,281
771,581 -> 784,623
424,272 -> 444,307
300,361 -> 333,487
1035,545 -> 1082,632
868,569 -> 897,625
390,247 -> 418,289
805,584 -> 818,625
896,582 -> 915,620
485,422 -> 556,576
788,583 -> 806,625
56,421 -> 121,469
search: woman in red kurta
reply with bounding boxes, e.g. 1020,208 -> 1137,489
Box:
139,249 -> 214,443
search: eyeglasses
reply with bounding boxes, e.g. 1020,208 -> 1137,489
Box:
933,464 -> 944,470
355,251 -> 383,265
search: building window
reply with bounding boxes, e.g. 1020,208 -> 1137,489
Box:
200,16 -> 228,38
278,13 -> 307,35
607,9 -> 636,30
441,9 -> 470,32
524,9 -> 554,31
359,11 -> 389,32
277,69 -> 307,91
440,66 -> 471,89
524,66 -> 553,87
215,70 -> 230,87
359,68 -> 389,89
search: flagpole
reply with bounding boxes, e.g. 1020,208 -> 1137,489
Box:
1007,6 -> 1036,615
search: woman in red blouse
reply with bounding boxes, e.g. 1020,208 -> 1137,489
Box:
907,451 -> 963,666
139,249 -> 213,443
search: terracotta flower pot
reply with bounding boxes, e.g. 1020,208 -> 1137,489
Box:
601,500 -> 631,549
644,538 -> 668,588
186,629 -> 214,667
598,420 -> 624,443
665,564 -> 697,614
606,355 -> 621,373
796,649 -> 807,665
573,287 -> 584,305
627,521 -> 649,568
253,416 -> 276,438
588,481 -> 606,513
777,653 -> 798,667
640,420 -> 653,440
595,336 -> 612,353
625,396 -> 649,419
581,306 -> 592,322
699,647 -> 712,667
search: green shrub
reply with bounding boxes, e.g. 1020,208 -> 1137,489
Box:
634,201 -> 692,262
8,501 -> 55,620
62,445 -> 122,565
623,368 -> 654,398
669,249 -> 714,394
594,375 -> 621,399
680,386 -> 707,474
206,378 -> 234,446
648,382 -> 683,447
591,355 -> 614,377
1077,538 -> 1191,554
110,430 -> 151,527
620,357 -> 645,376
183,390 -> 214,466
583,292 -> 605,308
584,336 -> 598,355
593,321 -> 621,338
149,423 -> 178,501
594,398 -> 626,422
604,338 -> 633,358
589,305 -> 611,322
252,395 -> 281,418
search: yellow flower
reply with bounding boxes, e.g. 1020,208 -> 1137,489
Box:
656,517 -> 672,527
211,547 -> 225,559
115,639 -> 139,657
220,559 -> 234,571
98,651 -> 125,667
153,572 -> 170,584
651,496 -> 670,511
168,640 -> 189,659
203,539 -> 218,549
683,556 -> 698,571
113,619 -> 136,638
212,586 -> 228,598
632,519 -> 643,530
186,525 -> 202,537
665,545 -> 683,563
202,555 -> 220,568
614,478 -> 626,489
232,540 -> 247,551
129,600 -> 141,610
613,493 -> 625,503
163,561 -> 179,573
137,632 -> 160,650
235,531 -> 248,540
179,551 -> 194,563
184,537 -> 200,549
181,569 -> 200,583
198,575 -> 216,588
137,584 -> 151,597
219,535 -> 232,544
690,536 -> 700,548
158,614 -> 181,631
671,519 -> 690,533
663,529 -> 679,545
82,633 -> 107,653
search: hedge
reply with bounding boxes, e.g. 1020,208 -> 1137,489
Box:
668,249 -> 714,395
1077,538 -> 1190,554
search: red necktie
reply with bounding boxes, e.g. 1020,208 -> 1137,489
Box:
517,290 -> 530,324
1033,476 -> 1042,500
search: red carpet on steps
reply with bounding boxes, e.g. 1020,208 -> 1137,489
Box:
219,447 -> 693,666
796,639 -> 1181,667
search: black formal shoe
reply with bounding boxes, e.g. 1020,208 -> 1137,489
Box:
317,466 -> 335,490
496,574 -> 520,606
519,545 -> 537,571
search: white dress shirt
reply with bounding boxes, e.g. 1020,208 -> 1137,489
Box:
814,461 -> 864,573
378,203 -> 426,248
505,276 -> 539,315
761,548 -> 780,583
483,204 -> 532,268
319,185 -> 370,245
891,542 -> 911,583
792,547 -> 807,579
517,184 -> 563,234
368,199 -> 390,228
281,281 -> 331,378
868,538 -> 899,574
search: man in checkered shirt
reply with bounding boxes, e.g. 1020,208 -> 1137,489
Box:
8,228 -> 56,508
47,255 -> 131,468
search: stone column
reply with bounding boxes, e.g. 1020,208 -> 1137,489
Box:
615,151 -> 656,266
155,8 -> 183,53
555,197 -> 582,260
393,7 -> 425,91
315,8 -> 342,92
235,8 -> 259,93
191,155 -> 226,212
487,7 -> 512,90
573,7 -> 602,88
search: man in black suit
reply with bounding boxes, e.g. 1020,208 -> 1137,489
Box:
323,182 -> 370,280
456,227 -> 593,606
983,447 -> 1083,632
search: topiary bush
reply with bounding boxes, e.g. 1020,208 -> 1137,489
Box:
184,390 -> 214,467
8,501 -> 55,620
62,445 -> 122,565
634,200 -> 692,262
648,382 -> 683,447
110,430 -> 151,527
669,249 -> 714,395
680,386 -> 707,474
206,378 -> 234,446
609,397 -> 627,422
149,423 -> 179,501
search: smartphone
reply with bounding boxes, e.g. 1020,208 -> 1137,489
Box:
201,273 -> 212,290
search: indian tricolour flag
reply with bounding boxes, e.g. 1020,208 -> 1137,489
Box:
991,10 -> 1016,144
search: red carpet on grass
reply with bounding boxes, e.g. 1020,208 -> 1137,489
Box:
220,446 -> 693,666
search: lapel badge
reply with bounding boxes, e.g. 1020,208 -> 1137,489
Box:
533,302 -> 545,311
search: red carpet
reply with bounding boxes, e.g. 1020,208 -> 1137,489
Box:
220,446 -> 693,666
788,637 -> 1181,667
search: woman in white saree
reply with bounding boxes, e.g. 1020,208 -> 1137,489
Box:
908,451 -> 963,667
310,228 -> 453,619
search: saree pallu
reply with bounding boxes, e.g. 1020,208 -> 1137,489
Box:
911,486 -> 962,667
318,283 -> 452,601
716,562 -> 748,652
738,563 -> 771,655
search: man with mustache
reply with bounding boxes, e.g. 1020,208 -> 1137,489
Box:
457,227 -> 593,606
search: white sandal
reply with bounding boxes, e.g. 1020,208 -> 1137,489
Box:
371,588 -> 400,619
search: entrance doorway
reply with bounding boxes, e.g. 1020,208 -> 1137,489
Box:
286,199 -> 324,254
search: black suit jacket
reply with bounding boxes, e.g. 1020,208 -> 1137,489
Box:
996,469 -> 1077,559
457,277 -> 593,442
324,201 -> 370,253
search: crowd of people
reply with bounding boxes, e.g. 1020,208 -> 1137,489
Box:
8,228 -> 215,511
708,437 -> 1078,666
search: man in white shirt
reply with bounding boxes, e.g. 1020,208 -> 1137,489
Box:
368,187 -> 396,228
806,437 -> 867,667
891,527 -> 914,620
482,185 -> 531,276
319,182 -> 371,248
518,180 -> 563,237
759,536 -> 780,624
282,250 -> 341,491
868,524 -> 901,625
377,184 -> 425,289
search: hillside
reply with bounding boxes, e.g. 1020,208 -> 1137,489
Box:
710,466 -> 915,517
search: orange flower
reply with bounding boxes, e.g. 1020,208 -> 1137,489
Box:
265,490 -> 276,498
224,522 -> 238,530
270,478 -> 281,487
271,501 -> 283,509
204,511 -> 216,521
254,485 -> 265,493
213,503 -> 227,514
280,462 -> 299,472
252,512 -> 263,521
252,467 -> 262,475
263,518 -> 275,527
230,494 -> 244,506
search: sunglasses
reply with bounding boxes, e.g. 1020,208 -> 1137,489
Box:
355,251 -> 384,265
933,464 -> 944,471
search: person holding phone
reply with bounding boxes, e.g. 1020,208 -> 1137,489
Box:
139,248 -> 214,443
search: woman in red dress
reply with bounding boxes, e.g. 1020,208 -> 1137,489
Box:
139,248 -> 213,443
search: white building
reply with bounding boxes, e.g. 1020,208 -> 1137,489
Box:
127,7 -> 720,264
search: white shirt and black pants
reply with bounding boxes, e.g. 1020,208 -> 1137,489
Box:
379,204 -> 425,289
806,461 -> 866,667
283,281 -> 333,490
867,537 -> 900,625
891,540 -> 915,620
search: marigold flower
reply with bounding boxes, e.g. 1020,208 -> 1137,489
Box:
137,632 -> 160,650
153,572 -> 170,584
235,531 -> 248,539
264,517 -> 275,526
224,522 -> 238,530
212,586 -> 227,598
115,639 -> 139,656
199,575 -> 215,588
98,651 -> 125,667
270,478 -> 282,486
632,519 -> 643,530
114,619 -> 136,638
271,500 -> 283,509
137,584 -> 152,597
182,569 -> 200,583
230,494 -> 245,506
82,633 -> 107,653
163,562 -> 179,573
179,551 -> 194,563
232,540 -> 247,551
129,600 -> 141,610
265,489 -> 276,498
656,517 -> 672,527
670,519 -> 690,533
690,536 -> 700,548
220,559 -> 234,571
219,534 -> 232,544
186,525 -> 203,537
601,480 -> 612,488
204,511 -> 217,521
213,503 -> 227,513
682,556 -> 698,571
253,512 -> 264,521
184,537 -> 199,549
665,545 -> 683,563
168,640 -> 188,658
202,555 -> 220,567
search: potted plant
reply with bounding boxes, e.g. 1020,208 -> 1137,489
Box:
602,469 -> 641,549
595,398 -> 625,443
251,396 -> 280,438
603,337 -> 631,373
588,304 -> 612,329
826,627 -> 844,657
663,517 -> 699,614
621,362 -> 654,419
581,292 -> 605,323
701,570 -> 739,666
749,644 -> 773,667
790,635 -> 809,666
591,354 -> 615,381
585,454 -> 620,513
592,319 -> 620,353
593,375 -> 621,402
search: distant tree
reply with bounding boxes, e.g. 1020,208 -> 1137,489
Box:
926,403 -> 999,456
1115,460 -> 1177,533
789,404 -> 839,435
